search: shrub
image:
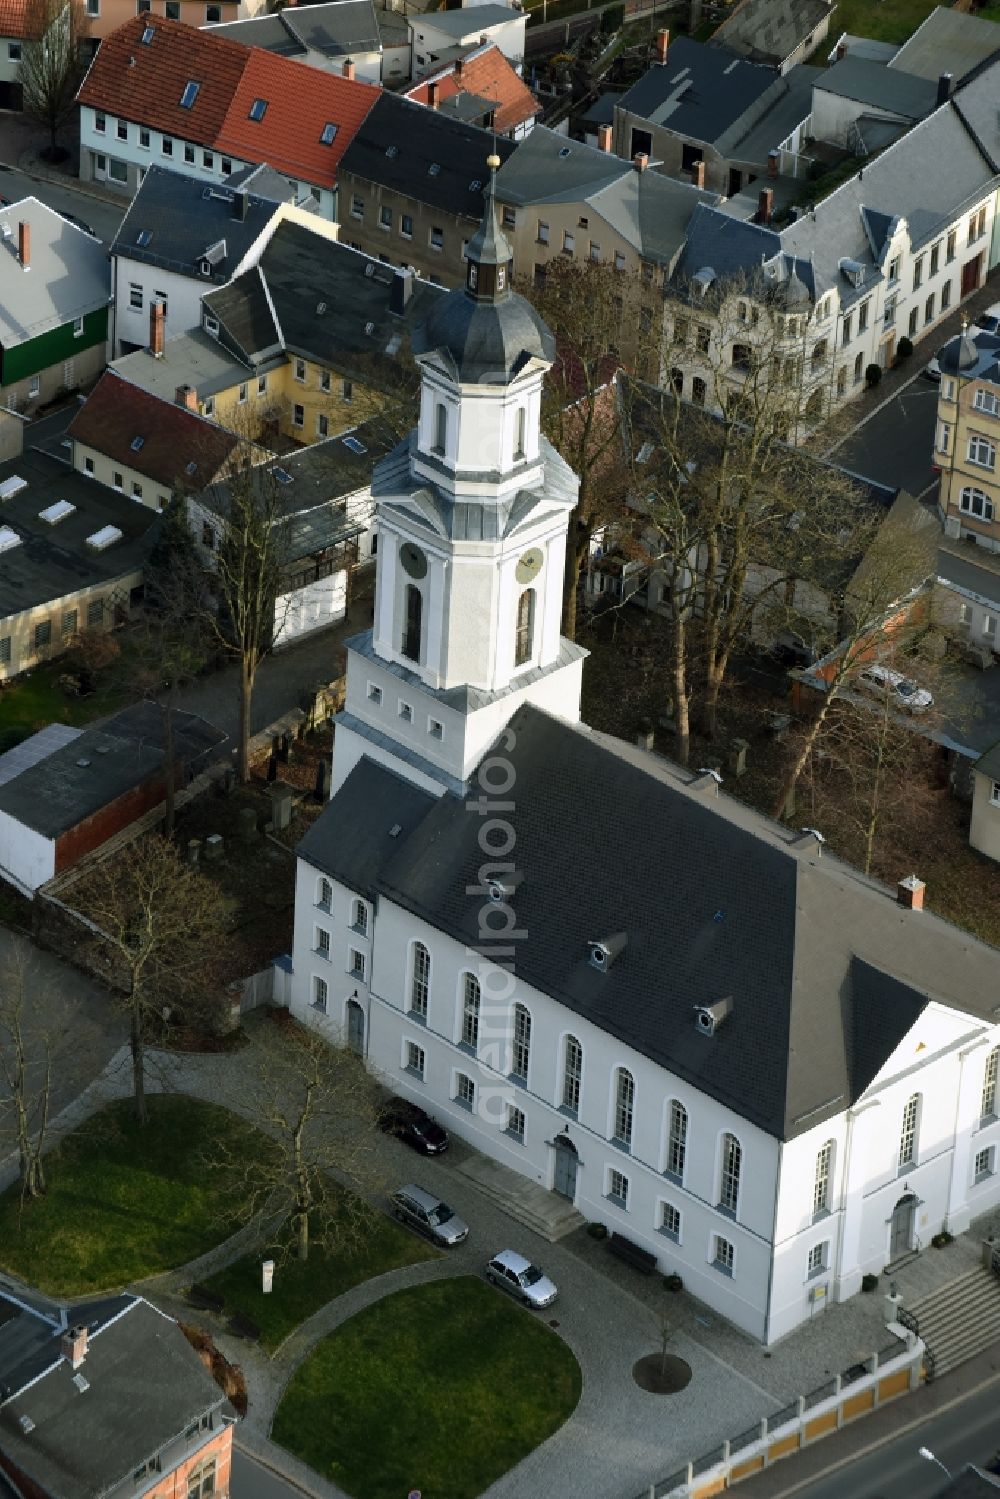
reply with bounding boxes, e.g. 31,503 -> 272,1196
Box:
664,1272 -> 683,1292
861,1272 -> 879,1292
600,3 -> 623,32
864,363 -> 882,389
587,1221 -> 608,1240
896,336 -> 913,359
931,1230 -> 954,1248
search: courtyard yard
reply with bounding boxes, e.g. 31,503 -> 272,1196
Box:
272,1277 -> 582,1499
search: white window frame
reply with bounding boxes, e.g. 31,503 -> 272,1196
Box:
316,876 -> 332,910
974,1145 -> 994,1182
455,1072 -> 475,1111
665,1099 -> 687,1181
510,1003 -> 531,1083
561,1034 -> 582,1113
460,972 -> 480,1050
607,1167 -> 629,1210
315,926 -> 330,960
813,1141 -> 833,1217
898,1094 -> 920,1170
982,1047 -> 999,1121
404,1039 -> 425,1079
505,1103 -> 525,1142
612,1067 -> 634,1149
312,975 -> 328,1012
967,434 -> 996,470
659,1201 -> 681,1242
349,948 -> 365,982
718,1132 -> 742,1216
712,1234 -> 735,1276
807,1242 -> 828,1279
409,942 -> 430,1020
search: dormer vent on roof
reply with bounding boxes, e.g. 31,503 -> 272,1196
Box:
839,257 -> 864,288
588,932 -> 627,972
691,266 -> 715,297
694,996 -> 733,1036
487,869 -> 523,904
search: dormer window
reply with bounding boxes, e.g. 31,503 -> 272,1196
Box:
180,81 -> 200,109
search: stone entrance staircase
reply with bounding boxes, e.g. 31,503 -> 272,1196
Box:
454,1154 -> 585,1242
908,1264 -> 1000,1378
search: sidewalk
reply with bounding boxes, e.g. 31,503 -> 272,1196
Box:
0,110 -> 125,208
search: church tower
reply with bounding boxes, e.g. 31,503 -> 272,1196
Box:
332,157 -> 587,797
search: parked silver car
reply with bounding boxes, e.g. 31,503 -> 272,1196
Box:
390,1184 -> 468,1246
486,1249 -> 558,1309
857,663 -> 933,713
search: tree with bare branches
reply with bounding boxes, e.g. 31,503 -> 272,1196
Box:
18,0 -> 84,159
213,1018 -> 385,1262
73,837 -> 232,1124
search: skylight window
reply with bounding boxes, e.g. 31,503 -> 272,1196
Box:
141,23 -> 155,42
179,81 -> 200,109
469,178 -> 481,192
185,461 -> 198,476
130,435 -> 145,451
273,466 -> 294,484
343,435 -> 366,454
249,98 -> 267,122
0,525 -> 21,552
86,525 -> 123,551
136,229 -> 152,247
39,500 -> 75,524
0,476 -> 27,501
559,146 -> 571,157
428,163 -> 441,176
320,122 -> 337,145
385,145 -> 398,159
364,320 -> 375,335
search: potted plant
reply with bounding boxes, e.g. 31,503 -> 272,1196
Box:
587,1221 -> 608,1241
664,1272 -> 683,1293
931,1230 -> 954,1248
861,1273 -> 879,1292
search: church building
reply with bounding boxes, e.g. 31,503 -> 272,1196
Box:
287,164 -> 1000,1344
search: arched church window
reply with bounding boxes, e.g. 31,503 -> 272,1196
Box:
514,407 -> 526,461
402,584 -> 422,663
433,403 -> 447,455
514,588 -> 535,667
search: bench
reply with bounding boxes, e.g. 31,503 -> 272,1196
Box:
186,1284 -> 225,1314
608,1232 -> 658,1276
226,1313 -> 262,1342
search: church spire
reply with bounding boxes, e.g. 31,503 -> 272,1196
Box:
465,152 -> 512,304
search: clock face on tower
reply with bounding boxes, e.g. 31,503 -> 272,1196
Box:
400,542 -> 428,579
515,547 -> 543,584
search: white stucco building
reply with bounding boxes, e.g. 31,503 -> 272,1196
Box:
287,168 -> 1000,1344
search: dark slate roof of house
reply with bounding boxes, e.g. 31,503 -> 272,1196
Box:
204,222 -> 445,381
616,36 -> 777,145
0,446 -> 160,620
976,739 -> 1000,782
0,703 -> 225,837
713,62 -> 821,162
710,0 -> 833,67
813,55 -> 939,120
110,165 -> 287,284
337,92 -> 516,218
0,1296 -> 227,1499
889,5 -> 1000,82
303,703 -> 1000,1141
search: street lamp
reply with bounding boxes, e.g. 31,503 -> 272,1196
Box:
918,1447 -> 952,1480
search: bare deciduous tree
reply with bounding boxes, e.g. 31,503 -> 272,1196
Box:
214,1018 -> 385,1262
0,941 -> 57,1198
73,838 -> 232,1124
18,0 -> 84,159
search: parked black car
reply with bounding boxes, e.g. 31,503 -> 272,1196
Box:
378,1097 -> 449,1155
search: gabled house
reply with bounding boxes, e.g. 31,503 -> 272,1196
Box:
110,163 -> 292,355
0,443 -> 159,685
409,3 -> 526,81
68,364 -> 240,511
206,0 -> 410,86
0,1290 -> 234,1498
710,0 -> 833,75
76,14 -> 381,218
404,41 -> 538,139
337,91 -> 516,284
808,54 -> 942,152
0,197 -> 109,412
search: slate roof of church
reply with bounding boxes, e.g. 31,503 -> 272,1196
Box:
300,703 -> 1000,1142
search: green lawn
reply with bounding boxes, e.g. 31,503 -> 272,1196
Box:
0,659 -> 125,752
272,1277 -> 582,1499
202,1204 -> 437,1351
0,1096 -> 262,1295
820,0 -> 942,45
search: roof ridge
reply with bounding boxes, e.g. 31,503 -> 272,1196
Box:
256,264 -> 285,349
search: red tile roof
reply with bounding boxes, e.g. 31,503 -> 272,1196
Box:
215,49 -> 380,188
76,14 -> 380,185
0,0 -> 44,40
77,15 -> 249,147
405,44 -> 538,136
68,371 -> 238,491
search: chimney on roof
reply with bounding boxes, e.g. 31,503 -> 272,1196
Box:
233,191 -> 248,222
757,187 -> 774,224
897,874 -> 926,911
655,26 -> 669,65
428,80 -> 440,108
597,122 -> 612,153
149,299 -> 165,358
767,149 -> 780,179
633,151 -> 649,172
936,71 -> 952,107
390,265 -> 414,314
454,56 -> 463,78
17,219 -> 29,270
61,1326 -> 87,1370
691,160 -> 705,189
175,383 -> 198,411
342,57 -> 355,81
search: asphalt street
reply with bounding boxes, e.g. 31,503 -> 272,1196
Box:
233,1450 -> 313,1499
0,161 -> 126,246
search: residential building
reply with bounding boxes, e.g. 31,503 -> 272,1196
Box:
0,445 -> 159,685
612,32 -> 816,197
334,92 -> 515,284
286,173 -> 1000,1346
404,42 -> 538,139
0,1290 -> 234,1497
808,54 -> 941,152
494,125 -> 717,290
0,198 -> 109,413
201,222 -> 445,440
887,4 -> 1000,82
0,704 -> 224,894
970,740 -> 1000,864
189,415 -> 398,646
110,163 -> 292,355
76,14 -> 381,217
933,328 -> 1000,562
206,0 -> 411,86
80,0 -> 256,54
710,0 -> 833,75
409,4 -> 526,81
68,363 -> 241,511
